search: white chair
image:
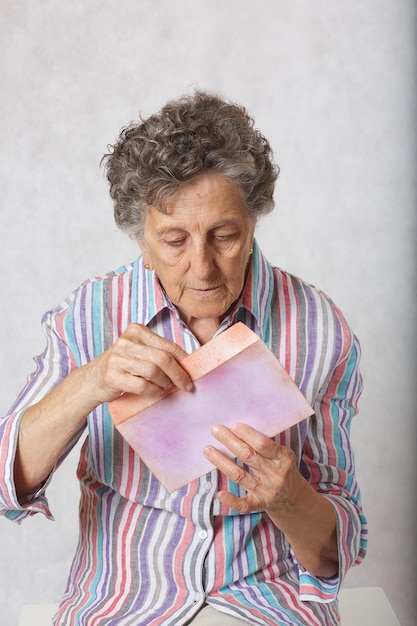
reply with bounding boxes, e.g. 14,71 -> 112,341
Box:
18,603 -> 58,625
18,587 -> 401,625
338,587 -> 401,625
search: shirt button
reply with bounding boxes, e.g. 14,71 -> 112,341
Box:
203,482 -> 212,492
198,530 -> 208,540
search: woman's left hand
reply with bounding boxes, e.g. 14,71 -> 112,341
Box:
203,421 -> 339,578
203,422 -> 303,517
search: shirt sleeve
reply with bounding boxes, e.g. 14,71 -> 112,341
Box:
0,305 -> 84,524
298,327 -> 368,602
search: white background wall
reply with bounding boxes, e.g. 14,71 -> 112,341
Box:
0,2 -> 415,625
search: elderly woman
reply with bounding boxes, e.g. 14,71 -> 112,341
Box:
0,92 -> 366,625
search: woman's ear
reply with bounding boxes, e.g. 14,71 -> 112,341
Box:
137,238 -> 153,270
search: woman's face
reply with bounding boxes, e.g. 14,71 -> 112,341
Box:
138,173 -> 255,335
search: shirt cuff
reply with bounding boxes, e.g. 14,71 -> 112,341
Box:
299,570 -> 339,603
0,411 -> 54,524
298,492 -> 366,603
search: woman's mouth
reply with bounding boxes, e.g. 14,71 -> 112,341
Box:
189,286 -> 221,296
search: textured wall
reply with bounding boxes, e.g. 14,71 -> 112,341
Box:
0,2 -> 415,625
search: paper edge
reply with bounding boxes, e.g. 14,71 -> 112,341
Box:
109,322 -> 259,425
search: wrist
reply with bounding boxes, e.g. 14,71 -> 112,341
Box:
265,467 -> 310,521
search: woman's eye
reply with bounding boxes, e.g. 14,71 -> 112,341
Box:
214,233 -> 236,241
166,238 -> 186,246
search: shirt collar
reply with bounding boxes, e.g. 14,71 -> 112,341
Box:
240,238 -> 276,336
130,256 -> 171,326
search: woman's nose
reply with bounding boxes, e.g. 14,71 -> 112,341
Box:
190,244 -> 215,280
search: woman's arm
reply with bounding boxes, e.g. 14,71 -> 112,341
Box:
14,323 -> 193,498
204,422 -> 338,578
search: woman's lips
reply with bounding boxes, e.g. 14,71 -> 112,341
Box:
189,286 -> 221,296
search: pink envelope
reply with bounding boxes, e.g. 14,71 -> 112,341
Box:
108,323 -> 313,492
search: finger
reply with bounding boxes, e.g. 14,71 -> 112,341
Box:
228,423 -> 296,480
203,444 -> 259,491
216,490 -> 256,514
108,369 -> 169,399
202,446 -> 262,513
209,424 -> 295,486
106,353 -> 175,391
87,351 -> 171,404
117,325 -> 193,391
136,347 -> 194,392
229,422 -> 284,460
124,324 -> 188,361
210,424 -> 260,468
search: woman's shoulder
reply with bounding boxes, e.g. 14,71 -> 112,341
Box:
50,259 -> 138,317
270,265 -> 357,343
271,265 -> 336,307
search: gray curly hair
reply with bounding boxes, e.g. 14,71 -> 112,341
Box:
102,91 -> 279,239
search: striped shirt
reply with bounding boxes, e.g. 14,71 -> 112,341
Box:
0,240 -> 367,625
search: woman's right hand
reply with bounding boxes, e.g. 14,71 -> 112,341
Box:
84,323 -> 194,407
14,324 -> 192,497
